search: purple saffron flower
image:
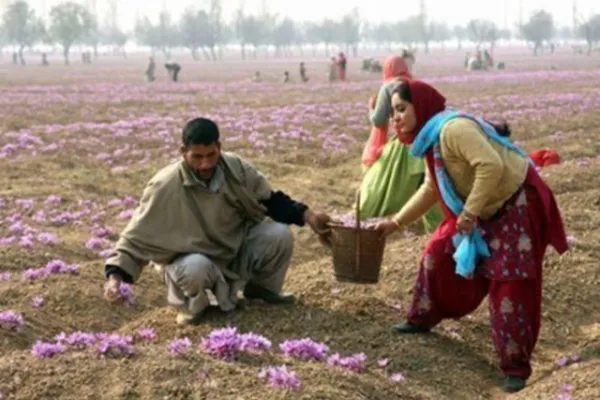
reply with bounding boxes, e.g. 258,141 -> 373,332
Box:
37,232 -> 59,245
16,198 -> 34,209
566,235 -> 578,245
22,267 -> 49,281
86,237 -> 109,250
327,353 -> 367,373
122,196 -> 138,206
98,249 -> 113,258
19,236 -> 35,248
118,209 -> 135,220
57,263 -> 80,274
31,295 -> 44,308
279,338 -> 329,361
44,195 -> 62,205
62,331 -> 98,349
0,236 -> 17,246
136,327 -> 156,341
560,384 -> 574,392
94,332 -> 110,341
96,334 -> 135,357
390,372 -> 406,382
31,341 -> 66,359
556,394 -> 573,400
556,356 -> 569,367
45,259 -> 67,273
0,272 -> 10,281
119,283 -> 135,305
0,310 -> 25,332
378,358 -> 390,368
258,365 -> 301,391
9,222 -> 26,234
238,332 -> 272,353
92,226 -> 113,238
107,198 -> 123,207
41,260 -> 79,277
200,327 -> 241,361
167,337 -> 192,355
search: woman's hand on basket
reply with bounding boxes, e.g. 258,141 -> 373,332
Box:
304,210 -> 332,247
376,219 -> 400,239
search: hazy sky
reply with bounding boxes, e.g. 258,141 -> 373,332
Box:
21,0 -> 600,30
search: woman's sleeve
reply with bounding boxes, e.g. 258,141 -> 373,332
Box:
440,119 -> 504,217
369,84 -> 392,128
392,168 -> 438,226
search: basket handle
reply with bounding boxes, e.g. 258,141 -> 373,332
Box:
354,189 -> 361,277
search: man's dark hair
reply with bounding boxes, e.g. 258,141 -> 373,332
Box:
182,118 -> 220,146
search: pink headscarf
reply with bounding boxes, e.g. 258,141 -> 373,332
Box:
383,56 -> 413,81
362,56 -> 414,168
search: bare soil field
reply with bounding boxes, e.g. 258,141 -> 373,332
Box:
1,48 -> 599,400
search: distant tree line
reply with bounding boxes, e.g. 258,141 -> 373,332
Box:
1,0 -> 600,65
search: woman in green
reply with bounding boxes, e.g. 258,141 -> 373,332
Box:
359,55 -> 443,233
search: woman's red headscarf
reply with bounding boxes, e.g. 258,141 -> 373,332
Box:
395,80 -> 447,145
361,56 -> 414,168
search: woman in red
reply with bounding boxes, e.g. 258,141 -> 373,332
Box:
376,80 -> 569,393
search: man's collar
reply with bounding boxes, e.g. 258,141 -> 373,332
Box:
179,160 -> 224,192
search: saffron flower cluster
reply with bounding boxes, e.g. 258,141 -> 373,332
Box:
55,331 -> 99,349
31,295 -> 44,308
135,327 -> 156,341
31,341 -> 67,359
556,353 -> 581,368
96,334 -> 135,357
327,353 -> 368,373
258,365 -> 301,391
0,310 -> 25,332
119,283 -> 136,305
279,338 -> 329,361
30,331 -> 136,359
238,332 -> 273,353
200,327 -> 271,361
167,337 -> 192,355
22,259 -> 79,281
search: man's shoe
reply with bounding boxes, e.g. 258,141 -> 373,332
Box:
391,321 -> 431,334
503,375 -> 526,393
243,284 -> 296,305
176,311 -> 204,326
175,305 -> 224,326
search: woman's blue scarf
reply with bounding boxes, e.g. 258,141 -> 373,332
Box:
410,110 -> 531,278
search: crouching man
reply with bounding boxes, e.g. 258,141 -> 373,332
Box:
103,117 -> 332,325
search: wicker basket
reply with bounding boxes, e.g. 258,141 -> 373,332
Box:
329,191 -> 386,284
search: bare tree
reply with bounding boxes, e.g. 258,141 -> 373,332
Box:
520,10 -> 555,55
2,0 -> 45,65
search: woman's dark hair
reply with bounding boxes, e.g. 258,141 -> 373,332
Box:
393,81 -> 412,103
